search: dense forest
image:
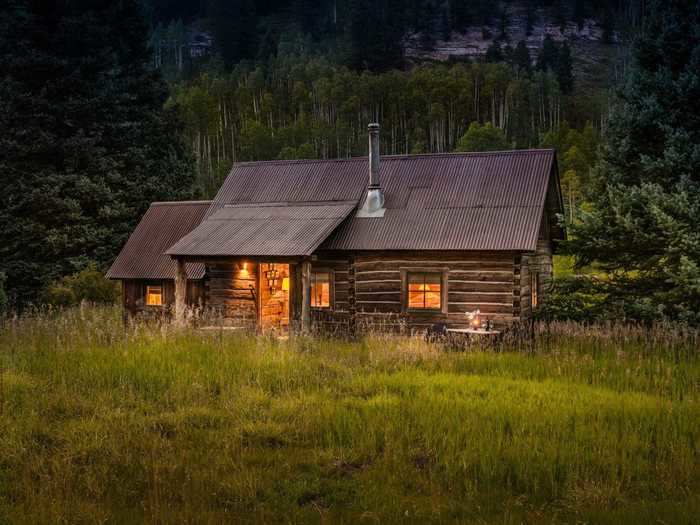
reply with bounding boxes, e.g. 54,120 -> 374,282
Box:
2,0 -> 699,325
150,0 -> 617,197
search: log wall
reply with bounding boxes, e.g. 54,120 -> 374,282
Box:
519,239 -> 554,320
309,254 -> 352,333
351,251 -> 518,332
121,279 -> 205,320
205,260 -> 257,327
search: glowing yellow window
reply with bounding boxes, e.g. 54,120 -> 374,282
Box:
408,273 -> 441,310
311,272 -> 331,308
145,285 -> 163,306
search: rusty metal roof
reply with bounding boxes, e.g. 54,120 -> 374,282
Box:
166,201 -> 357,257
106,201 -> 210,280
206,149 -> 561,252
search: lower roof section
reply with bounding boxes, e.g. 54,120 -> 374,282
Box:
106,201 -> 210,280
166,201 -> 358,257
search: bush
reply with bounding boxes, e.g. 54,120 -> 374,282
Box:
43,264 -> 119,307
538,276 -> 672,324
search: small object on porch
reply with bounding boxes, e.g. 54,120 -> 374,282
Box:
425,322 -> 448,343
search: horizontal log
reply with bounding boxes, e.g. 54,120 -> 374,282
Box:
355,291 -> 401,302
354,252 -> 514,263
355,280 -> 402,291
448,292 -> 512,303
449,281 -> 513,293
354,260 -> 513,272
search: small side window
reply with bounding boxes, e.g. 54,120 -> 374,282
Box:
531,272 -> 539,309
146,284 -> 163,306
311,271 -> 331,308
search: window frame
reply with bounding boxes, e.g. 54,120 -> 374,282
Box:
531,272 -> 539,309
144,282 -> 164,307
310,268 -> 334,310
400,267 -> 449,314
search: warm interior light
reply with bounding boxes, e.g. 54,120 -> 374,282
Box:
282,277 -> 289,292
239,262 -> 249,277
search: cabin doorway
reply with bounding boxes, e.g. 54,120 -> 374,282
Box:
258,263 -> 291,332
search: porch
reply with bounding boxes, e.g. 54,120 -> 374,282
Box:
172,257 -> 322,333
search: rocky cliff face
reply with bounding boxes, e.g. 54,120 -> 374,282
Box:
404,1 -> 629,89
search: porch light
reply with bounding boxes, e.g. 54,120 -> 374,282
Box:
239,262 -> 249,277
282,277 -> 289,292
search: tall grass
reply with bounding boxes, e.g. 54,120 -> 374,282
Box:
0,307 -> 698,524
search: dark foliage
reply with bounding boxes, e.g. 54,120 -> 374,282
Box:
0,0 -> 196,306
567,0 -> 700,324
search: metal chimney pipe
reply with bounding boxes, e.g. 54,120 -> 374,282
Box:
357,123 -> 385,218
368,122 -> 380,189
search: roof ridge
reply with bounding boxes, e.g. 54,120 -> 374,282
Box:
230,149 -> 555,168
150,200 -> 213,206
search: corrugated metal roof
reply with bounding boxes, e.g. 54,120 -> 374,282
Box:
207,149 -> 561,252
166,201 -> 357,257
106,201 -> 210,280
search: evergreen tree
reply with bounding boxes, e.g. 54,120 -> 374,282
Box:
513,40 -> 531,76
557,40 -> 574,94
210,0 -> 258,64
0,0 -> 196,306
536,34 -> 559,72
567,0 -> 700,323
485,42 -> 504,63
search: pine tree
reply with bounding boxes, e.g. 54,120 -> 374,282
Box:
557,40 -> 574,94
536,34 -> 559,72
0,0 -> 196,306
567,0 -> 700,323
513,40 -> 531,76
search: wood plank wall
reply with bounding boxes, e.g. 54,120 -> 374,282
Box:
205,261 -> 257,326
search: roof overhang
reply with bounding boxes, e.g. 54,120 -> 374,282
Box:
166,201 -> 358,258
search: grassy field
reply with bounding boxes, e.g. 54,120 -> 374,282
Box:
0,307 -> 698,524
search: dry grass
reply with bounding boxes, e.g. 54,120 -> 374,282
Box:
0,306 -> 698,524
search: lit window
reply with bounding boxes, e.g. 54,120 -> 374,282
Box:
311,272 -> 331,308
531,272 -> 539,308
408,273 -> 441,310
146,285 -> 163,306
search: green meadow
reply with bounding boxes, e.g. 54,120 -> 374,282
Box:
0,308 -> 698,524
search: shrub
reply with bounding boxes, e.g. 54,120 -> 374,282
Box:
43,263 -> 119,307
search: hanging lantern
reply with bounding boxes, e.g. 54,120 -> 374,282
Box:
265,264 -> 280,293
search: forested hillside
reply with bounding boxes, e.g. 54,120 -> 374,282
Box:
147,0 -> 628,199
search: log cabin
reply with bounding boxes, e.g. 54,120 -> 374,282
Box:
107,124 -> 564,333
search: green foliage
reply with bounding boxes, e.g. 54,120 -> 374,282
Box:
456,122 -> 511,152
43,265 -> 119,307
540,121 -> 598,223
0,0 -> 196,307
172,59 -> 566,194
567,0 -> 700,324
0,307 -> 698,522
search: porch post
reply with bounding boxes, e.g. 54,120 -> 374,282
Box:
174,257 -> 187,326
301,258 -> 312,333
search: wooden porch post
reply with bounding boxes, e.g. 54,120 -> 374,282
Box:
174,257 -> 187,326
301,258 -> 311,333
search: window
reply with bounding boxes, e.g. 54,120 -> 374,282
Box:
531,272 -> 539,308
311,271 -> 331,308
407,272 -> 442,310
145,284 -> 163,306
